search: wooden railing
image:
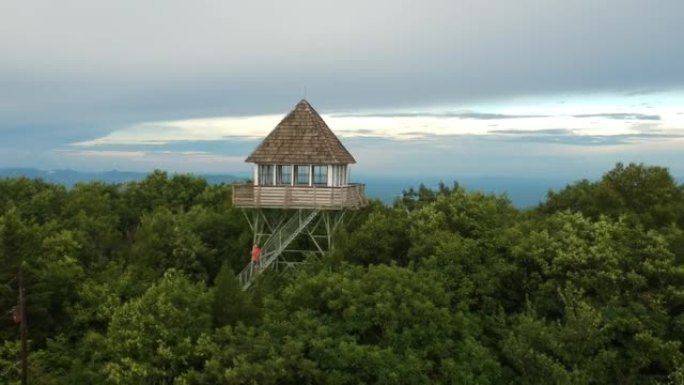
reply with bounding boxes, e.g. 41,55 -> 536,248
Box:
232,183 -> 367,210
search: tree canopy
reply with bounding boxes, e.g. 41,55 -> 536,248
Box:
0,163 -> 683,384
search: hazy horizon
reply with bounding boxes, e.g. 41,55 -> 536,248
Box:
4,166 -> 682,208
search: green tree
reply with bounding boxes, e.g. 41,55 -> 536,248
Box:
182,206 -> 251,279
0,178 -> 67,224
0,340 -> 21,385
506,212 -> 684,384
333,208 -> 411,266
29,230 -> 84,340
61,182 -> 122,268
407,185 -> 516,263
184,264 -> 481,385
0,206 -> 43,341
103,270 -> 212,385
211,262 -> 259,327
131,207 -> 212,283
542,163 -> 684,229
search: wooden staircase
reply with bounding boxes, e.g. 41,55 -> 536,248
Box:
237,209 -> 320,290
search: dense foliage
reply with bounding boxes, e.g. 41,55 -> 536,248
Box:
1,164 -> 683,384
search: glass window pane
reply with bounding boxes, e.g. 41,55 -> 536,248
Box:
313,165 -> 327,185
295,165 -> 310,185
277,165 -> 292,185
259,165 -> 274,185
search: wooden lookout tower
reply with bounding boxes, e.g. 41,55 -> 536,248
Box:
233,99 -> 367,289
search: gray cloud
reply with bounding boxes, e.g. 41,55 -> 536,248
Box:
573,113 -> 661,120
624,88 -> 662,96
2,1 -> 683,125
488,128 -> 575,135
343,135 -> 684,180
350,130 -> 684,150
494,135 -> 626,146
333,112 -> 548,119
342,128 -> 378,135
71,139 -> 260,156
486,130 -> 684,146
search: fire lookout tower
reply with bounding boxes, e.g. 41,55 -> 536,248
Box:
232,100 -> 367,289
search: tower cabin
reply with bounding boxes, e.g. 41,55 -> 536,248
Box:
232,100 -> 367,210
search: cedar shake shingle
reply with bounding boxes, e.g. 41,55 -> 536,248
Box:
246,100 -> 356,164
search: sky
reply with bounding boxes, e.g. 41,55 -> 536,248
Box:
1,0 -> 683,181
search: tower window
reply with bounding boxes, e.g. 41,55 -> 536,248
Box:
277,165 -> 292,185
295,165 -> 310,185
313,165 -> 328,185
258,165 -> 274,185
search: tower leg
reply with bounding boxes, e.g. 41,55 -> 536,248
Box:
238,209 -> 350,289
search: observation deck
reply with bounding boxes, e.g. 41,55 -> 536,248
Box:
232,183 -> 366,210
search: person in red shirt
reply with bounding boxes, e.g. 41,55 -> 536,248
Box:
251,244 -> 261,269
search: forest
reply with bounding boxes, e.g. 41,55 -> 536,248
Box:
1,162 -> 683,385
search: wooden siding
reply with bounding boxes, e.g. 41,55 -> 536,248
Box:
232,183 -> 367,210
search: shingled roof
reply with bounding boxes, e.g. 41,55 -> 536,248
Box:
245,100 -> 356,165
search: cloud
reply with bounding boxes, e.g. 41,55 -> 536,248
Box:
2,0 -> 684,156
64,150 -> 148,159
624,88 -> 663,97
332,111 -> 548,119
491,134 -> 630,146
486,128 -> 684,146
71,115 -> 282,146
54,149 -> 247,173
344,134 -> 684,180
1,0 -> 683,179
65,97 -> 684,154
488,128 -> 574,135
573,113 -> 661,121
340,128 -> 378,135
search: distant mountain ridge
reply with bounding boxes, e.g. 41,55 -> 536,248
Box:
2,168 -> 681,208
355,174 -> 684,208
0,168 -> 246,187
